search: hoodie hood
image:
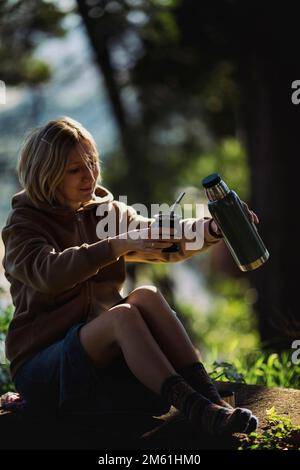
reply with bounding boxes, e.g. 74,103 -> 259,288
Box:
11,184 -> 114,215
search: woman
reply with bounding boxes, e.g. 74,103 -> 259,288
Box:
2,116 -> 258,436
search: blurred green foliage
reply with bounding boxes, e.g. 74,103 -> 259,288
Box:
0,302 -> 13,337
181,137 -> 250,201
0,289 -> 14,394
0,0 -> 68,85
176,276 -> 260,363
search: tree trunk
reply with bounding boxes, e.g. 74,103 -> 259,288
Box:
239,52 -> 300,349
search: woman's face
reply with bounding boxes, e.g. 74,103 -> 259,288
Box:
56,141 -> 100,210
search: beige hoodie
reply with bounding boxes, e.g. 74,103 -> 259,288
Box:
1,185 -> 219,378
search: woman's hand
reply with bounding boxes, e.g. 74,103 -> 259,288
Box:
241,201 -> 259,225
110,227 -> 180,260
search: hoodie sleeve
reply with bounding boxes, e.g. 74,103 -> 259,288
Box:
114,202 -> 221,263
113,201 -> 152,233
1,219 -> 119,295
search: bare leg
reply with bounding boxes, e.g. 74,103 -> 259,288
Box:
126,286 -> 199,370
79,303 -> 176,394
79,301 -> 256,435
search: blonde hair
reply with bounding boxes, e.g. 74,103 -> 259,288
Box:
18,116 -> 101,207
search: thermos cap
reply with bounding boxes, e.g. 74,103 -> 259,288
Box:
202,173 -> 221,188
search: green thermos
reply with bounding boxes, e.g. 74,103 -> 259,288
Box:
202,173 -> 269,271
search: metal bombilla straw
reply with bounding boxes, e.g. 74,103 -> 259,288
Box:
170,191 -> 185,215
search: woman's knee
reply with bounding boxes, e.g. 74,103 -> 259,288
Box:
127,286 -> 177,321
110,303 -> 143,338
129,285 -> 162,303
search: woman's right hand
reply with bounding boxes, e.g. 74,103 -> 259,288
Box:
110,227 -> 180,259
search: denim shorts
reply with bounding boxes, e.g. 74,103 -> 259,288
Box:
13,302 -> 169,417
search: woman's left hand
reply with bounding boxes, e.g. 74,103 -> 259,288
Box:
241,201 -> 259,225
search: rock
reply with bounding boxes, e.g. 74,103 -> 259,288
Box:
217,381 -> 300,427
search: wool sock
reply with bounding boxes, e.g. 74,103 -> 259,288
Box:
244,415 -> 259,433
178,361 -> 228,406
178,362 -> 259,433
160,374 -> 252,435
